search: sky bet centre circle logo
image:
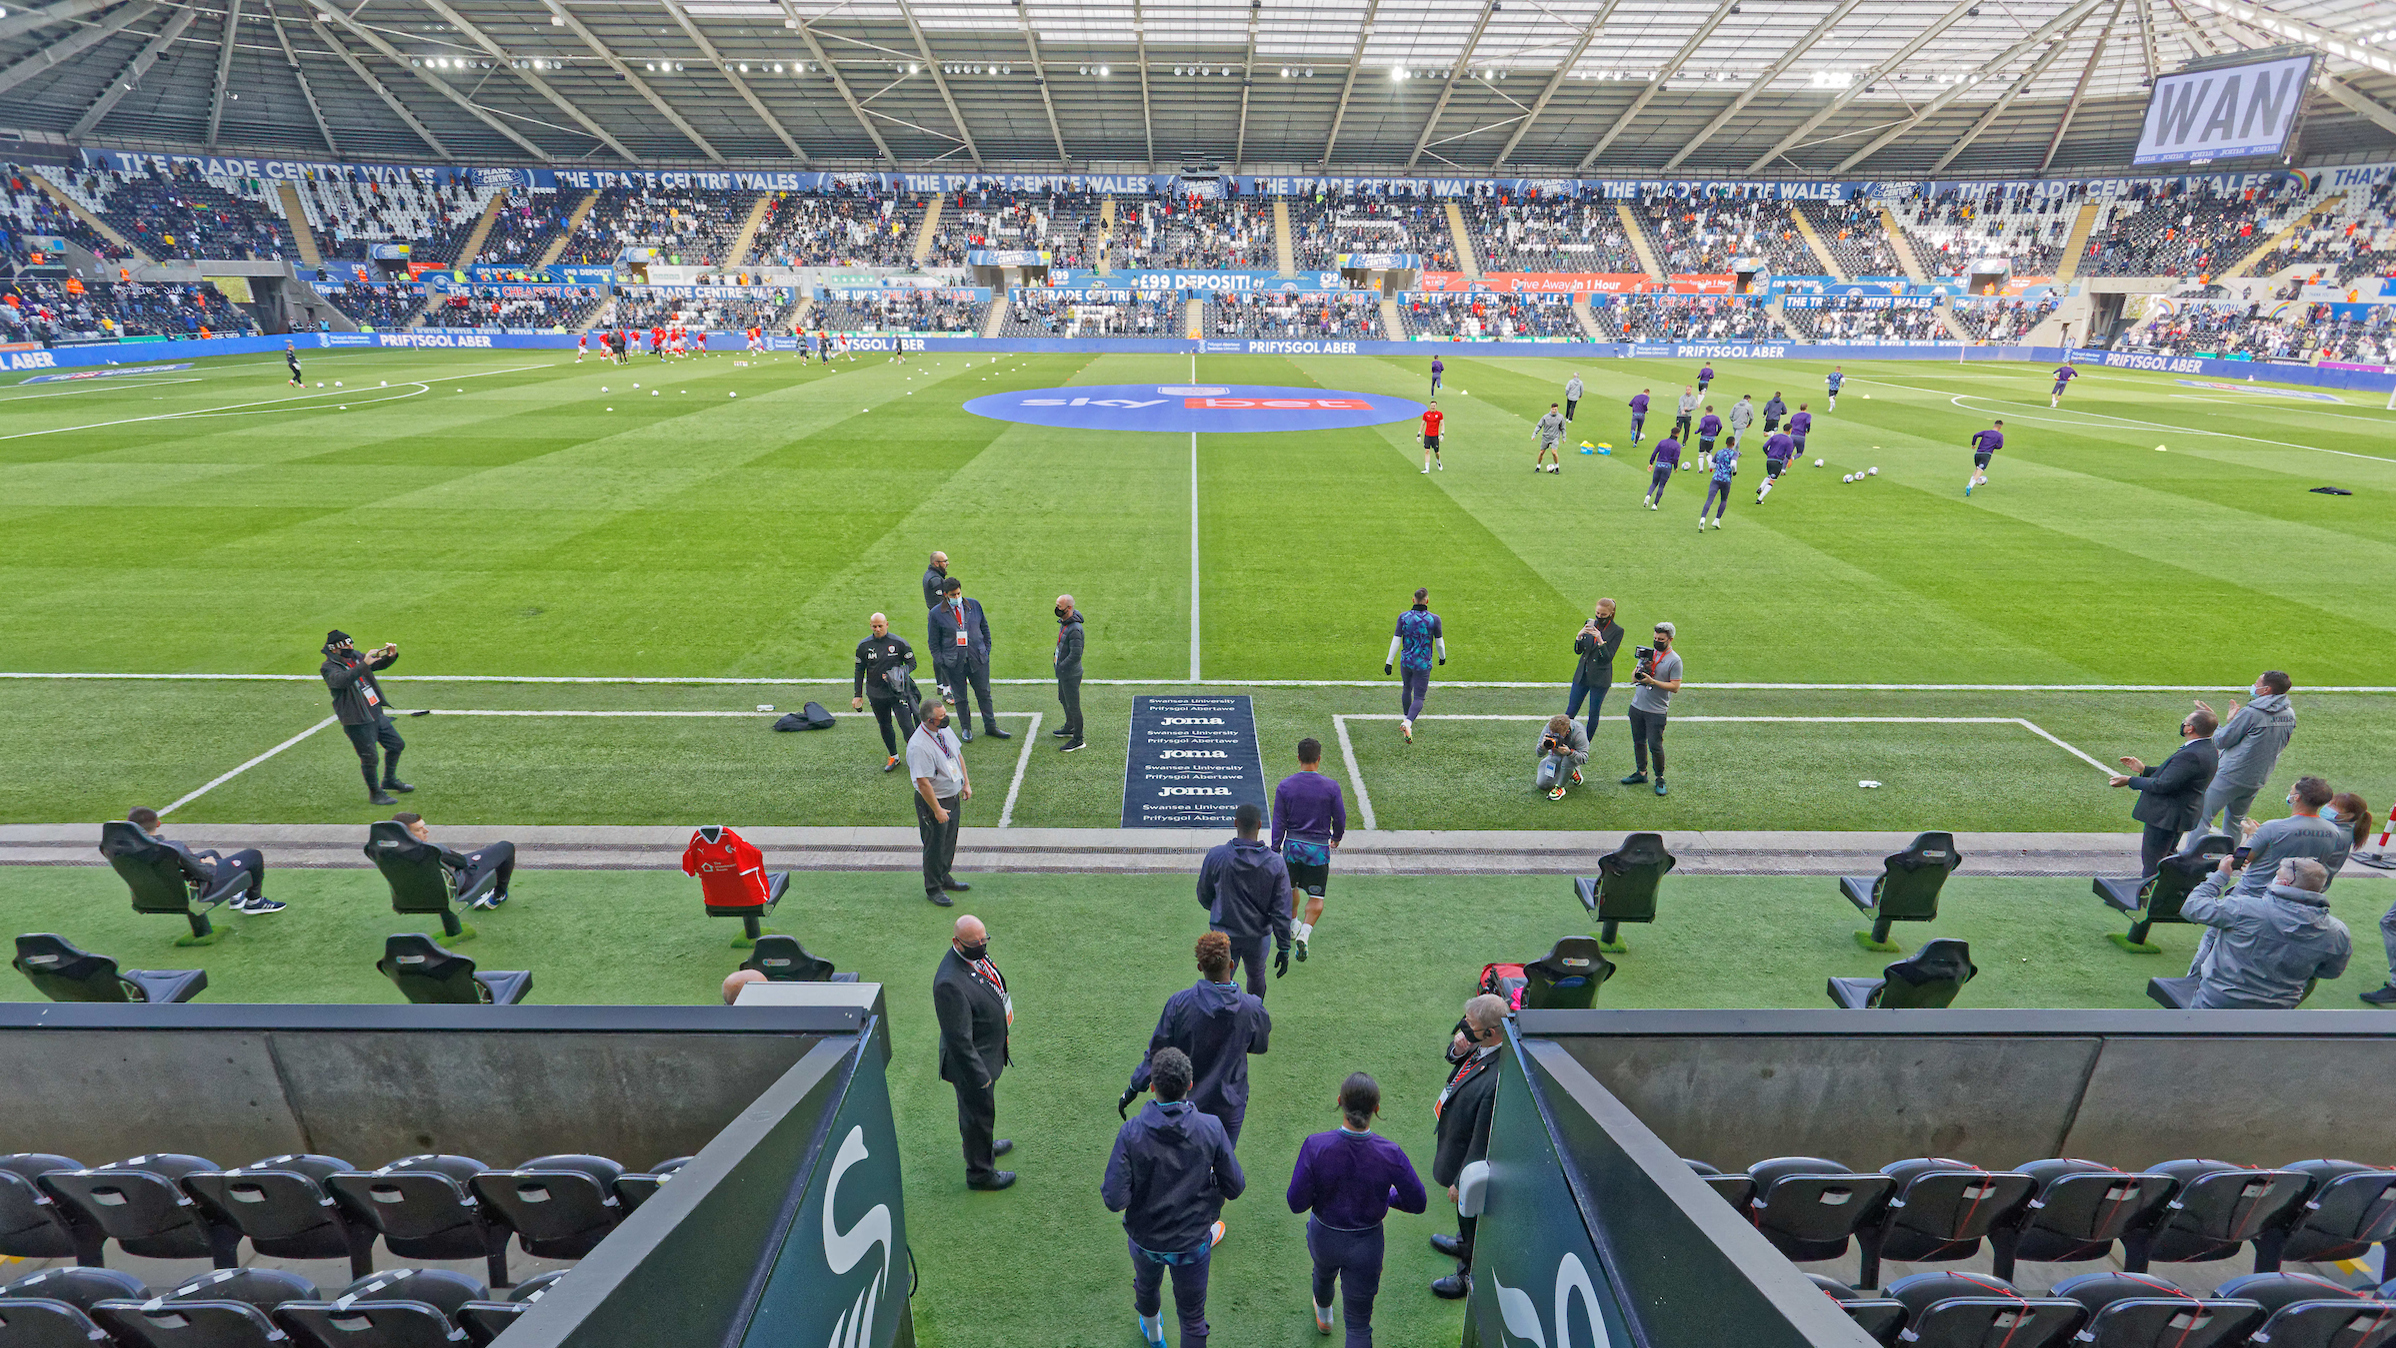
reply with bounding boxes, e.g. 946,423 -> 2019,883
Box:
963,383 -> 1426,434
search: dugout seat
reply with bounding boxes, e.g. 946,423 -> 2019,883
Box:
1520,937 -> 1613,1010
739,935 -> 856,983
1853,1158 -> 2036,1289
328,1158 -> 512,1288
1829,939 -> 1979,1010
2147,975 -> 2319,1010
459,1271 -> 569,1347
0,1155 -> 90,1262
613,1158 -> 692,1213
1683,1160 -> 1754,1209
2213,1273 -> 2396,1348
2050,1271 -> 2262,1348
273,1269 -> 487,1348
1808,1275 -> 1907,1346
1884,1273 -> 2085,1348
1841,832 -> 1962,951
2121,1160 -> 2311,1274
12,934 -> 206,1005
1572,832 -> 1676,952
2096,836 -> 2235,952
183,1155 -> 375,1278
0,1268 -> 147,1348
365,820 -> 489,942
93,1268 -> 322,1348
710,871 -> 791,947
1990,1159 -> 2180,1283
40,1155 -> 241,1267
98,821 -> 247,947
2253,1161 -> 2396,1271
1743,1157 -> 1897,1264
375,935 -> 528,1006
470,1155 -> 624,1260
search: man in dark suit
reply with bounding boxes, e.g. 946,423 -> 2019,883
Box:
933,913 -> 1016,1190
123,806 -> 282,914
1428,993 -> 1506,1300
2111,707 -> 2221,877
922,550 -> 950,611
929,576 -> 1008,743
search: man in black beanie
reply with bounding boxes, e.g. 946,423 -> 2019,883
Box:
321,630 -> 411,806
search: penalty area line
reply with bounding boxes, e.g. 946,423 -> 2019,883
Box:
159,716 -> 338,817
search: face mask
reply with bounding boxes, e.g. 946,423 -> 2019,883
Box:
957,941 -> 987,962
1056,607 -> 1070,620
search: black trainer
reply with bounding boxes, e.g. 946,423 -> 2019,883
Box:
983,726 -> 1012,740
941,878 -> 972,892
2361,985 -> 2396,1006
1618,772 -> 1647,786
1061,739 -> 1085,753
927,889 -> 953,907
370,790 -> 398,806
1051,726 -> 1074,737
382,780 -> 414,793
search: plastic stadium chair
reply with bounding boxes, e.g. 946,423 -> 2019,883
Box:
2095,836 -> 2235,952
40,1155 -> 241,1267
470,1155 -> 626,1259
183,1154 -> 376,1278
1854,1158 -> 2035,1289
0,1269 -> 147,1348
1828,938 -> 1980,1010
2213,1273 -> 2396,1348
1743,1157 -> 1897,1264
0,1155 -> 89,1262
2253,1160 -> 2396,1272
1840,832 -> 1962,951
1990,1159 -> 2180,1283
613,1158 -> 692,1213
711,871 -> 791,947
1519,937 -> 1614,1010
739,935 -> 856,983
93,1268 -> 321,1348
375,935 -> 529,1006
2049,1271 -> 2262,1348
2122,1160 -> 2311,1274
1571,832 -> 1676,952
1883,1272 -> 2085,1348
2147,975 -> 2319,1010
12,934 -> 206,1005
97,821 -> 247,947
365,820 -> 491,942
1807,1275 -> 1907,1347
460,1270 -> 569,1346
328,1158 -> 512,1288
1683,1160 -> 1753,1209
273,1269 -> 487,1348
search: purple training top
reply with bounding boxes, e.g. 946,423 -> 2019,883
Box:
1272,770 -> 1348,851
1629,392 -> 1650,414
1286,1128 -> 1428,1231
1972,427 -> 2004,454
1764,431 -> 1795,460
1650,437 -> 1682,467
1698,413 -> 1722,439
1789,411 -> 1812,437
2053,365 -> 2076,382
1431,358 -> 1444,373
1699,365 -> 1715,382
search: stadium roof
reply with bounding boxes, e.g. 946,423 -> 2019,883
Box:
3,0 -> 2393,176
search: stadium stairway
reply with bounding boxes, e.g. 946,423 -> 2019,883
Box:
722,195 -> 772,270
1273,199 -> 1295,276
981,295 -> 1009,338
1572,293 -> 1604,340
453,191 -> 509,267
1877,206 -> 1931,283
1617,203 -> 1665,281
1096,197 -> 1113,275
535,191 -> 601,268
913,196 -> 940,266
2053,200 -> 2100,284
25,171 -> 153,266
2224,192 -> 2346,279
276,184 -> 322,268
1444,200 -> 1481,278
1787,204 -> 1848,282
1379,295 -> 1404,340
1184,295 -> 1204,339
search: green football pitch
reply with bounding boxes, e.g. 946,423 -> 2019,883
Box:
1,344 -> 2389,829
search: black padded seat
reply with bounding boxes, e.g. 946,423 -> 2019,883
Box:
458,1270 -> 570,1346
0,1267 -> 147,1310
2258,1160 -> 2396,1270
1572,832 -> 1676,951
1744,1156 -> 1896,1263
1807,1274 -> 1907,1346
1683,1160 -> 1752,1209
375,935 -> 528,1006
39,1154 -> 239,1266
1520,937 -> 1613,1010
273,1269 -> 486,1348
2051,1270 -> 2263,1348
98,821 -> 247,946
2095,836 -> 2234,951
365,820 -> 491,941
2123,1159 -> 2310,1272
328,1158 -> 511,1287
12,934 -> 206,1004
0,1295 -> 116,1348
0,1155 -> 86,1261
93,1269 -> 323,1348
1829,939 -> 1979,1010
1885,1272 -> 2086,1348
183,1154 -> 373,1278
2214,1273 -> 2396,1348
470,1155 -> 625,1259
613,1158 -> 692,1212
1840,831 -> 1962,951
1990,1158 -> 2180,1282
1854,1157 -> 2034,1289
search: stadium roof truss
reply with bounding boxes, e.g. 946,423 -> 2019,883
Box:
1,0 -> 2391,175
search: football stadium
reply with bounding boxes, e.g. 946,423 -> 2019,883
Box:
3,0 -> 2396,1344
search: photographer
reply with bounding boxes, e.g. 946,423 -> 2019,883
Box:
853,612 -> 920,773
1619,622 -> 1681,797
1566,599 -> 1623,739
1535,715 -> 1589,802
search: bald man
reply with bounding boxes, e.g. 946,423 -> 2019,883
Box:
1054,593 -> 1085,753
854,612 -> 920,772
722,968 -> 766,1004
933,914 -> 1016,1189
923,550 -> 951,611
1429,993 -> 1508,1299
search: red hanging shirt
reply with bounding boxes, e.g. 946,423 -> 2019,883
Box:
682,826 -> 772,908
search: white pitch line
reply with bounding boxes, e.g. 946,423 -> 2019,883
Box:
158,716 -> 337,816
999,711 -> 1044,828
0,363 -> 550,442
1858,377 -> 2396,468
12,673 -> 2396,693
1331,713 -> 1376,831
1190,429 -> 1202,683
0,378 -> 204,404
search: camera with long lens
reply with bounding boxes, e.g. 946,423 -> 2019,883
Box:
1634,645 -> 1656,680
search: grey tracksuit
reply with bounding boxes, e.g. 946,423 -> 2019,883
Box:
2192,692 -> 2295,838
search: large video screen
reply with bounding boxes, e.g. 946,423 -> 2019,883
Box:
2133,50 -> 2317,166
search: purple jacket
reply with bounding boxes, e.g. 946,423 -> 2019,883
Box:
1629,393 -> 1649,415
1972,427 -> 2004,454
1287,1128 -> 1427,1230
1650,437 -> 1681,468
1272,771 -> 1347,850
1764,431 -> 1795,461
1789,411 -> 1812,437
1698,413 -> 1721,439
1698,365 -> 1715,382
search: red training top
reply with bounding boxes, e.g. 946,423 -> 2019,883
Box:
681,826 -> 772,908
1422,409 -> 1444,438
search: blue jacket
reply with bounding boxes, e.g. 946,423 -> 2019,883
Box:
1102,1101 -> 1245,1253
1196,837 -> 1294,947
928,596 -> 992,666
1128,980 -> 1271,1124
